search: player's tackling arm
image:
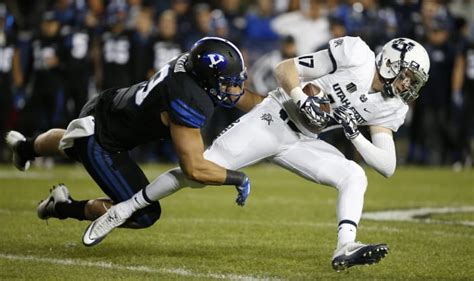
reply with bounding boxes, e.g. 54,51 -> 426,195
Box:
169,120 -> 248,186
351,126 -> 396,178
170,121 -> 226,184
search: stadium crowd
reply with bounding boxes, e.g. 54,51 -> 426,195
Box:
0,0 -> 473,169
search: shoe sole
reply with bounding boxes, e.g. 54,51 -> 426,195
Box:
332,244 -> 389,271
82,221 -> 106,247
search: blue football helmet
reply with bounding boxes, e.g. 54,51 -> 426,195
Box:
186,37 -> 247,108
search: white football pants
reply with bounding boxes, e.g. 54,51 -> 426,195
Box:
146,97 -> 367,225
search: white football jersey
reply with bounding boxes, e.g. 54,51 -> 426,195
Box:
269,36 -> 408,138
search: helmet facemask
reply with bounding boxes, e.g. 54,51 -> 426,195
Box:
208,68 -> 247,108
382,60 -> 429,103
377,38 -> 430,104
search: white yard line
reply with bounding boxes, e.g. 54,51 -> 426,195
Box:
362,206 -> 474,227
0,253 -> 281,281
0,171 -> 54,179
167,217 -> 335,228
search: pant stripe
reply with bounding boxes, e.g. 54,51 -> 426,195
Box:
88,137 -> 124,200
100,151 -> 153,225
101,150 -> 134,198
86,136 -> 155,226
94,141 -> 130,200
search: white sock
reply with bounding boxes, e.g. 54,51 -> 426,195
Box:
113,190 -> 151,220
115,168 -> 189,219
130,190 -> 151,210
114,190 -> 151,219
337,222 -> 357,248
145,168 -> 191,199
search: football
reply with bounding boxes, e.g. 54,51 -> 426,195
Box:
302,83 -> 331,113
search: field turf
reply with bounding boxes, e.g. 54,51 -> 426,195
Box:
0,164 -> 473,280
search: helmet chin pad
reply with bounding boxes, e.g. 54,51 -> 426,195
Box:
208,71 -> 247,108
382,80 -> 396,98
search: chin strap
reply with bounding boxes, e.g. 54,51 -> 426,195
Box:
381,76 -> 398,99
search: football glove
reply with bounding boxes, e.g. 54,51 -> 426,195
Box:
297,95 -> 331,129
235,176 -> 250,206
332,106 -> 360,139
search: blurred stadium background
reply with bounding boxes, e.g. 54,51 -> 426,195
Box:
0,0 -> 473,168
0,0 -> 473,280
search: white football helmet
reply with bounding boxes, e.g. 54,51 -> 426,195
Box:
376,38 -> 430,103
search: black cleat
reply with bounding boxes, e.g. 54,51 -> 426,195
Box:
5,131 -> 31,171
332,242 -> 389,271
37,184 -> 71,220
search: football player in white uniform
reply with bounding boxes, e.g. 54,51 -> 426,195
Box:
83,36 -> 430,270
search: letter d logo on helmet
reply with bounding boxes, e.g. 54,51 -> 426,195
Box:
205,53 -> 226,69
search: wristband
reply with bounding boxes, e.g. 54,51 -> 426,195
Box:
290,87 -> 307,106
224,169 -> 247,186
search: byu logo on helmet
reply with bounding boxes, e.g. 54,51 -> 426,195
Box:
205,53 -> 226,69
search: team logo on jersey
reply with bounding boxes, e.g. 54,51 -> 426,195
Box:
360,94 -> 368,103
205,53 -> 226,69
260,113 -> 273,125
332,83 -> 367,124
334,38 -> 344,47
346,82 -> 357,93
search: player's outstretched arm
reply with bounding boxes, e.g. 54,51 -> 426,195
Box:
170,121 -> 226,184
170,121 -> 250,205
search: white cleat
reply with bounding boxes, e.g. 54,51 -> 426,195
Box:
37,184 -> 71,220
331,241 -> 389,271
5,130 -> 30,171
82,204 -> 129,247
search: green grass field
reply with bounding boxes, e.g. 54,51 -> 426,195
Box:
0,164 -> 473,280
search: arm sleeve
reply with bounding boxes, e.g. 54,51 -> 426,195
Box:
351,132 -> 396,178
294,36 -> 372,80
294,49 -> 335,80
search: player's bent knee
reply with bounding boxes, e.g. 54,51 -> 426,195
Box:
338,162 -> 367,193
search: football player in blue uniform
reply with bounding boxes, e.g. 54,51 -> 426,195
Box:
5,37 -> 255,238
